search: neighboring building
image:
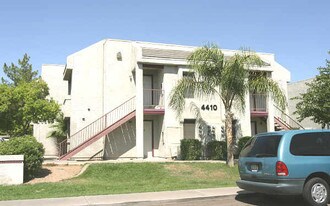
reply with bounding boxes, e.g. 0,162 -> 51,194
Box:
34,39 -> 291,160
288,78 -> 322,129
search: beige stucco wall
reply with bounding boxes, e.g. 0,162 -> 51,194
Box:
33,123 -> 57,157
33,64 -> 67,157
103,120 -> 136,159
66,42 -> 105,159
0,155 -> 24,185
65,40 -> 138,159
67,42 -> 104,134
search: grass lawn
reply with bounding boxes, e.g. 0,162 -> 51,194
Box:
0,162 -> 239,201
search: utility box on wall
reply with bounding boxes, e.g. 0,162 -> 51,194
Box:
0,155 -> 24,185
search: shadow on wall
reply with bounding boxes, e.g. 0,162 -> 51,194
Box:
233,119 -> 242,143
190,102 -> 243,144
189,102 -> 215,144
103,120 -> 136,159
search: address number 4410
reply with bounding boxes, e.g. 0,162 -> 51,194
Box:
201,104 -> 218,111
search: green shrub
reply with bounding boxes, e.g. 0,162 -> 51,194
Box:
205,140 -> 227,160
236,136 -> 252,158
180,139 -> 202,160
0,135 -> 45,181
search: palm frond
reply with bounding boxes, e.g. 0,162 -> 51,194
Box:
249,75 -> 287,109
169,76 -> 217,117
170,44 -> 286,116
48,112 -> 67,140
187,44 -> 224,85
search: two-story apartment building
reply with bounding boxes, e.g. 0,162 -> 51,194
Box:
33,39 -> 291,160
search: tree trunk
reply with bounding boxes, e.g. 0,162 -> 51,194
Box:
225,111 -> 235,167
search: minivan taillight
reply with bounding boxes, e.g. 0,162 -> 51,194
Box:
276,161 -> 289,176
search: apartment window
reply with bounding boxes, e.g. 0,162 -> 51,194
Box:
183,71 -> 194,98
183,119 -> 196,139
65,117 -> 71,136
249,71 -> 269,79
68,78 -> 72,95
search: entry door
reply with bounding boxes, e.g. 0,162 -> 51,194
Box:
143,121 -> 153,158
143,75 -> 153,106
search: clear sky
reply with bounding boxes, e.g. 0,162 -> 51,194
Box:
0,0 -> 329,82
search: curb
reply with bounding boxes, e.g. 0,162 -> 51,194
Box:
73,163 -> 90,178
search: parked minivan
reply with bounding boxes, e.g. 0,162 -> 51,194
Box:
237,130 -> 330,206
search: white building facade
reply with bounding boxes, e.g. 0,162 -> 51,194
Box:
34,39 -> 291,160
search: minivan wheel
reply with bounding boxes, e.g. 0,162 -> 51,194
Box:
303,177 -> 329,206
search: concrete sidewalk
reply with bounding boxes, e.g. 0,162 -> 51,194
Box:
0,187 -> 243,206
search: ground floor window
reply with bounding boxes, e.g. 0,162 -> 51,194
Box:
183,119 -> 196,139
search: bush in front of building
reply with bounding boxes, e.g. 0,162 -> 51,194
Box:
0,135 -> 45,181
205,140 -> 227,160
235,136 -> 252,158
180,139 -> 202,160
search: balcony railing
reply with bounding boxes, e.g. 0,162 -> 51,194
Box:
143,89 -> 164,109
250,94 -> 267,113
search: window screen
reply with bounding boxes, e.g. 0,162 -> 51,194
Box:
183,71 -> 194,98
184,119 -> 196,139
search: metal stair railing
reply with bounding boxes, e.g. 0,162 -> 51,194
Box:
59,96 -> 136,157
274,116 -> 292,130
274,104 -> 305,130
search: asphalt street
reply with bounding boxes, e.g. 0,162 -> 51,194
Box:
107,193 -> 314,206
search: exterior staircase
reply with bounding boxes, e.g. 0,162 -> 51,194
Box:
59,97 -> 136,160
274,105 -> 304,131
274,116 -> 293,130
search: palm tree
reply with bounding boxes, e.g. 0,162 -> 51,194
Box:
48,112 -> 68,144
169,44 -> 286,167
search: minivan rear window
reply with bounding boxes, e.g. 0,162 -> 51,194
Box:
240,135 -> 282,158
290,132 -> 330,156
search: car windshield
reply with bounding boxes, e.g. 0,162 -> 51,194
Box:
240,135 -> 282,158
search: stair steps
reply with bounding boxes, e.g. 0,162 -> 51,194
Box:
58,97 -> 136,160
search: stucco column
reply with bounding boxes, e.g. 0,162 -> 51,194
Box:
244,93 -> 252,137
267,94 -> 275,132
136,63 -> 144,158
